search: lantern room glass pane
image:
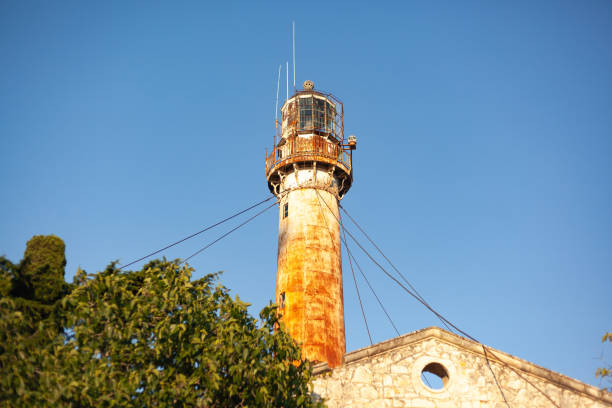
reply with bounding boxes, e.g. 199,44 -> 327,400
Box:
299,97 -> 313,131
326,103 -> 335,133
313,99 -> 326,132
294,96 -> 337,136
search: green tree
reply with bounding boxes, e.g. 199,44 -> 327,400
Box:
16,235 -> 68,304
1,259 -> 325,407
596,332 -> 612,391
0,257 -> 13,297
1,235 -> 71,335
1,235 -> 73,405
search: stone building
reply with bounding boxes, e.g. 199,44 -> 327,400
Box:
311,327 -> 612,407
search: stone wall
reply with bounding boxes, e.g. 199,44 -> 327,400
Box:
312,327 -> 612,408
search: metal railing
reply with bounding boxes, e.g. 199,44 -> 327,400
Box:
266,135 -> 352,176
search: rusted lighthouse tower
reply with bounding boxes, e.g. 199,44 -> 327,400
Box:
265,80 -> 356,367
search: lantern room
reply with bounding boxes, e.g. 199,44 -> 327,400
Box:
280,80 -> 342,142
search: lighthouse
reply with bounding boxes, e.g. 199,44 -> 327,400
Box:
265,80 -> 356,367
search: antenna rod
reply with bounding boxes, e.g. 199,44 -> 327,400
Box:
286,61 -> 289,99
275,64 -> 281,146
275,64 -> 281,126
292,21 -> 296,89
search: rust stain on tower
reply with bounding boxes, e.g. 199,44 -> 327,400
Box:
265,80 -> 356,368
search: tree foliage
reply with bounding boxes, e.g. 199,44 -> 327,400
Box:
1,235 -> 71,336
596,332 -> 612,390
1,234 -> 70,374
17,235 -> 68,304
0,255 -> 324,407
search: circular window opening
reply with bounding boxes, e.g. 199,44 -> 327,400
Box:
421,362 -> 449,390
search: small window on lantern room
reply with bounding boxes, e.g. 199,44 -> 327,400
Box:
283,203 -> 289,218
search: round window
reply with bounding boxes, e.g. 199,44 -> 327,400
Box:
420,362 -> 449,390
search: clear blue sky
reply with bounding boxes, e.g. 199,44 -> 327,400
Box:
1,0 -> 610,388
